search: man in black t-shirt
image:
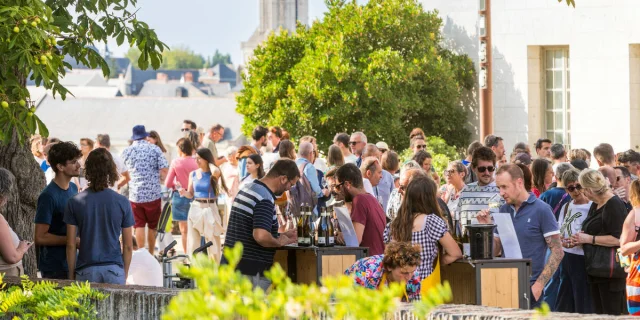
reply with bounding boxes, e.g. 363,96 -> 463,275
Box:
222,159 -> 300,290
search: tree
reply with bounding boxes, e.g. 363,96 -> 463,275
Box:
210,49 -> 232,66
236,0 -> 475,152
0,0 -> 166,276
126,46 -> 142,68
161,45 -> 205,69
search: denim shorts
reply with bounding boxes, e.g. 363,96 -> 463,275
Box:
172,192 -> 192,221
76,264 -> 125,285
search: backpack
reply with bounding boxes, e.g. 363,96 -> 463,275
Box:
287,162 -> 318,217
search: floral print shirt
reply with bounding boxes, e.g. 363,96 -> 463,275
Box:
344,254 -> 421,302
122,140 -> 169,203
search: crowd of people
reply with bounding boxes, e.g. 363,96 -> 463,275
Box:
4,121 -> 640,315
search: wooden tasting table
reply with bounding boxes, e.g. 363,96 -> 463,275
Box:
441,258 -> 532,309
273,245 -> 369,285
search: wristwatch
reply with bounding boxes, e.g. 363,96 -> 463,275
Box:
592,235 -> 596,245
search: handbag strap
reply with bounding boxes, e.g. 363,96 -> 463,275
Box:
553,193 -> 570,216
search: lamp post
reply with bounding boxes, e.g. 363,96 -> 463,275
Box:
478,0 -> 493,138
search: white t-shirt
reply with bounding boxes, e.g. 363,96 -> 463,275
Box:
45,167 -> 55,185
557,200 -> 592,255
314,157 -> 328,173
126,248 -> 163,287
110,151 -> 128,191
344,154 -> 358,164
363,178 -> 375,196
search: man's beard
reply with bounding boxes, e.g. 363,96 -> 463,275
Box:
343,191 -> 353,203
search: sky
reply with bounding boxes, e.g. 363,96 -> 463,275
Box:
106,0 -> 333,66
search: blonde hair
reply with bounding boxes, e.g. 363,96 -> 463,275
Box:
30,135 -> 43,157
631,180 -> 640,208
570,149 -> 589,162
578,169 -> 610,196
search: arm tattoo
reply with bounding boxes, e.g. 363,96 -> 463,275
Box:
537,234 -> 564,287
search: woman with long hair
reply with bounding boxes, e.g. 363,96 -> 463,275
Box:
147,130 -> 170,159
383,175 -> 461,280
531,158 -> 553,197
179,148 -> 228,261
516,163 -> 533,193
240,154 -> 265,189
327,145 -> 345,171
278,140 -> 296,160
440,161 -> 467,220
164,138 -> 198,253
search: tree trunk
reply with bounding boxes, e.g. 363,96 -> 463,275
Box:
0,130 -> 45,276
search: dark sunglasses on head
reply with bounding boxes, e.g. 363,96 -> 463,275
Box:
567,184 -> 583,192
476,166 -> 496,173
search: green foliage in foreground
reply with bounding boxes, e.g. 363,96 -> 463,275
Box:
0,273 -> 107,319
163,243 -> 452,320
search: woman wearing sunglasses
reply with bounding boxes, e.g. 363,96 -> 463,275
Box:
555,168 -> 593,314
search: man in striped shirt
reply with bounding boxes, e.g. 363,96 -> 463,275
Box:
221,159 -> 300,290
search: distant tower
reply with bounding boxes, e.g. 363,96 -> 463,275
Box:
241,0 -> 309,65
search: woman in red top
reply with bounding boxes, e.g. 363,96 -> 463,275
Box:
164,138 -> 198,253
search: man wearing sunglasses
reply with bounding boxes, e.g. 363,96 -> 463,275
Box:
613,166 -> 632,211
349,132 -> 367,168
456,146 -> 502,229
181,120 -> 196,133
618,149 -> 640,181
410,135 -> 427,155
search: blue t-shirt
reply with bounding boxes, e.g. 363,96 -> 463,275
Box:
63,189 -> 135,271
34,181 -> 78,272
193,171 -> 215,199
499,194 -> 559,285
539,187 -> 571,220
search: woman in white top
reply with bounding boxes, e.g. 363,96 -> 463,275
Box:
555,168 -> 593,314
0,168 -> 33,277
239,154 -> 265,189
440,161 -> 467,221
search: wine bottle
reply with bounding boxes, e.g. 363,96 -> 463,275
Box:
460,211 -> 470,257
327,206 -> 335,247
301,206 -> 311,247
297,204 -> 306,246
317,207 -> 328,247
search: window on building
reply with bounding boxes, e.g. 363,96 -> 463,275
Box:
544,48 -> 570,147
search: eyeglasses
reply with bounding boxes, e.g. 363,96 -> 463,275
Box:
181,128 -> 190,132
443,169 -> 457,177
476,166 -> 496,173
567,184 -> 582,192
416,144 -> 427,150
335,181 -> 345,189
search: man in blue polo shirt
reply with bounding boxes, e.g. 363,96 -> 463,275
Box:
477,164 -> 564,309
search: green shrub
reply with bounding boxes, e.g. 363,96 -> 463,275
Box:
162,243 -> 452,319
0,274 -> 107,319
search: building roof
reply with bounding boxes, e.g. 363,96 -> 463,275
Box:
137,80 -> 209,98
34,95 -> 246,149
27,86 -> 121,104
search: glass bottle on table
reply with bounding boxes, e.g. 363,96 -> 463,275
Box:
327,207 -> 335,247
317,207 -> 328,247
301,205 -> 312,247
297,204 -> 308,247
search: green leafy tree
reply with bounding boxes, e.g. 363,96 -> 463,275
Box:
161,45 -> 205,69
237,0 -> 475,152
0,0 -> 166,275
210,49 -> 232,66
126,46 -> 141,68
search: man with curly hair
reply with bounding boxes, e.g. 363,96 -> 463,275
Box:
64,148 -> 135,284
34,141 -> 82,280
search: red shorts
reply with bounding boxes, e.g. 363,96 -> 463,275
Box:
130,199 -> 161,229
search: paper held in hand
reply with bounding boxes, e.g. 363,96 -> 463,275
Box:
493,212 -> 523,259
334,206 -> 359,247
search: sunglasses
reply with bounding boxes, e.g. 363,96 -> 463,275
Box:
335,181 -> 345,189
443,169 -> 457,177
416,144 -> 427,150
476,166 -> 496,173
349,141 -> 360,146
180,128 -> 190,132
567,184 -> 583,192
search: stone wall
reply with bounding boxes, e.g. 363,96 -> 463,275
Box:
2,276 -> 179,320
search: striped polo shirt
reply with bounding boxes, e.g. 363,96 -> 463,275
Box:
456,181 -> 503,223
221,180 -> 279,276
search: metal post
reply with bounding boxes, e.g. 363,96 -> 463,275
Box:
479,0 -> 493,138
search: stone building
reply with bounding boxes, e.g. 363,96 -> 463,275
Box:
241,0 -> 309,64
423,0 -> 640,153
